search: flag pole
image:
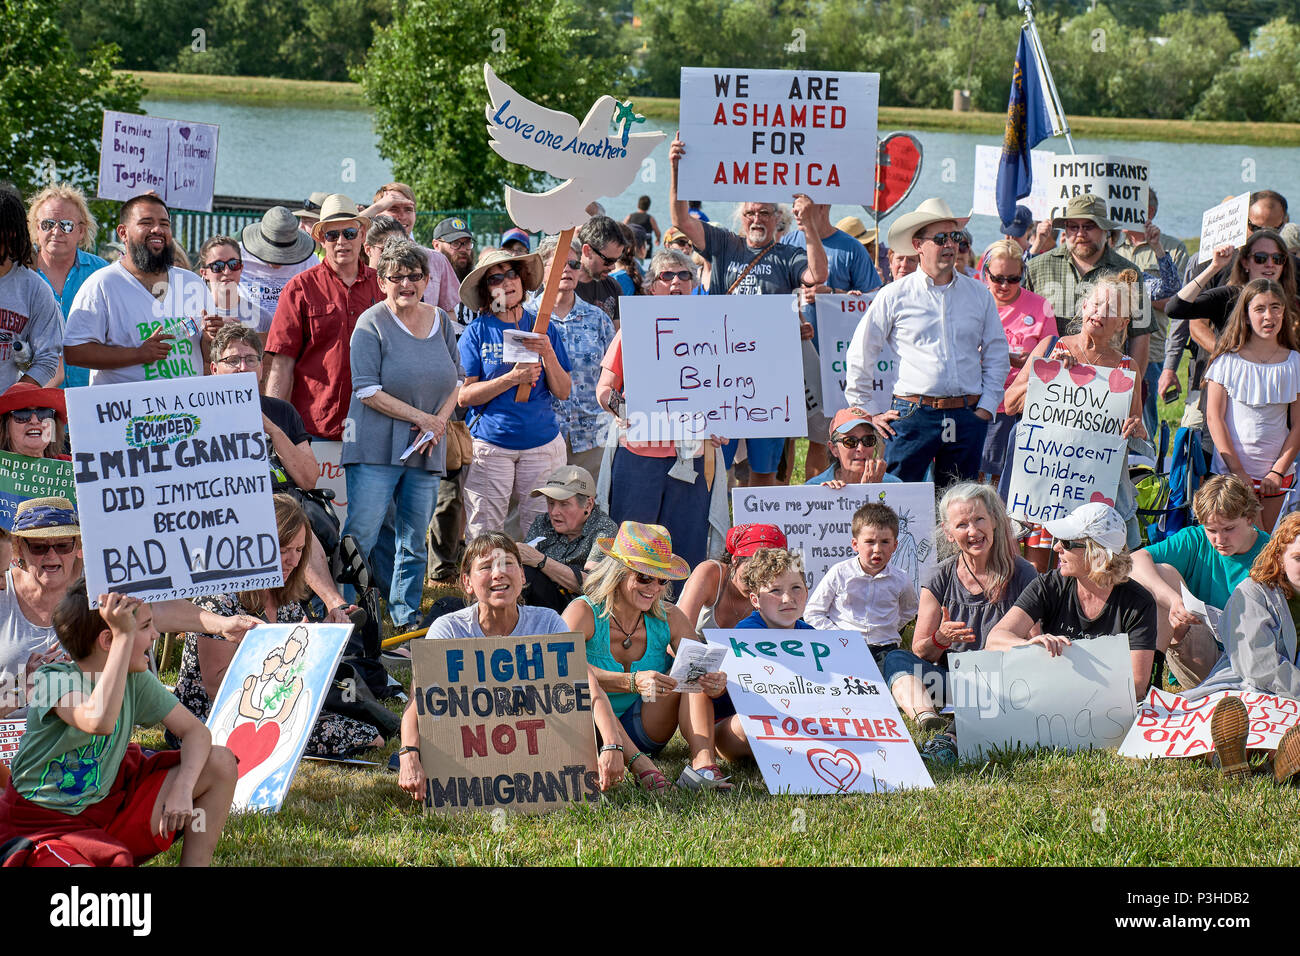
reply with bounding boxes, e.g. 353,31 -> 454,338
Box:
1019,0 -> 1076,155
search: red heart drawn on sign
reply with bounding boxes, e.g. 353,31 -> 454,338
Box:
226,720 -> 280,780
842,707 -> 851,715
772,764 -> 781,775
1034,359 -> 1061,383
869,133 -> 923,217
1089,492 -> 1115,507
784,747 -> 793,754
763,666 -> 775,676
839,638 -> 849,647
1109,367 -> 1134,392
780,698 -> 791,709
1068,364 -> 1097,385
807,748 -> 862,792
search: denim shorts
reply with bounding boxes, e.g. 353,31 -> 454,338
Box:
746,437 -> 785,474
617,697 -> 670,755
881,648 -> 951,706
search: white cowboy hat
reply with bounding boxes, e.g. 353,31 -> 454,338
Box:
886,197 -> 970,252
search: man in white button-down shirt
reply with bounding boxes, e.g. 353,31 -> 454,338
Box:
844,198 -> 1009,483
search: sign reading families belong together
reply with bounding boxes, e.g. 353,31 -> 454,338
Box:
67,372 -> 283,606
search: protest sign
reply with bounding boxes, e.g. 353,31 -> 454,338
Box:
1118,689 -> 1300,759
621,295 -> 807,442
0,451 -> 76,532
0,719 -> 23,768
971,144 -> 1054,221
411,635 -> 599,814
313,441 -> 348,527
1005,359 -> 1134,524
97,110 -> 219,212
207,622 -> 352,812
1199,194 -> 1250,257
950,634 -> 1136,761
730,483 -> 935,596
711,629 -> 932,794
814,292 -> 881,416
677,68 -> 879,204
67,373 -> 282,606
1046,154 -> 1148,227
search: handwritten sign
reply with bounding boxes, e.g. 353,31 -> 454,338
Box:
971,144 -> 1054,221
411,635 -> 600,814
1118,689 -> 1300,759
814,292 -> 881,416
678,69 -> 879,204
711,629 -> 932,794
1006,360 -> 1134,524
1199,194 -> 1250,257
0,719 -> 23,768
207,622 -> 353,811
1046,154 -> 1148,227
730,483 -> 935,596
0,451 -> 76,532
97,110 -> 219,212
67,373 -> 282,606
312,441 -> 348,526
621,295 -> 807,442
950,635 -> 1136,761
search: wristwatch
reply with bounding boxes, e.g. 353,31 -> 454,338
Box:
398,745 -> 420,757
537,555 -> 548,571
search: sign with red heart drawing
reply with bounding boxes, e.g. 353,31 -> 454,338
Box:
706,629 -> 932,795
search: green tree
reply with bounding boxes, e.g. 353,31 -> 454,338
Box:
1,0 -> 142,197
1193,17 -> 1300,121
358,0 -> 629,208
59,0 -> 217,72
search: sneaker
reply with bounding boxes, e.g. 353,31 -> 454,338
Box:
916,710 -> 946,733
1210,696 -> 1250,779
919,732 -> 958,767
1275,725 -> 1300,784
676,763 -> 732,791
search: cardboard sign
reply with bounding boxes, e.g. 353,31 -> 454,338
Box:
207,622 -> 353,812
97,110 -> 219,212
0,718 -> 23,768
814,292 -> 881,416
677,68 -> 879,204
620,295 -> 808,442
1005,359 -> 1134,524
1199,194 -> 1250,257
67,373 -> 283,606
411,635 -> 600,814
711,629 -> 932,794
972,144 -> 1053,221
1118,689 -> 1300,759
1046,154 -> 1148,228
950,634 -> 1137,760
0,451 -> 76,532
312,441 -> 348,527
730,483 -> 936,596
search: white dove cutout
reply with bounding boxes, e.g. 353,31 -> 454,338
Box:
484,63 -> 665,233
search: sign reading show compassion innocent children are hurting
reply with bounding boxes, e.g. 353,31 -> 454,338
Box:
677,68 -> 879,204
1006,359 -> 1135,525
67,372 -> 282,606
97,110 -> 219,212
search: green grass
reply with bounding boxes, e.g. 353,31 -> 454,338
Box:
130,70 -> 369,109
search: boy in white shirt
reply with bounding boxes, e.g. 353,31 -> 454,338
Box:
805,503 -> 918,668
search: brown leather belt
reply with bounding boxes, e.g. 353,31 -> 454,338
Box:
893,393 -> 980,410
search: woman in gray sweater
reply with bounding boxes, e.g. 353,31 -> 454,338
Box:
341,237 -> 463,631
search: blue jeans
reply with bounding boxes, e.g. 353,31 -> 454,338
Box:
342,463 -> 439,630
1141,361 -> 1160,443
883,399 -> 988,484
608,448 -> 710,570
882,648 -> 950,708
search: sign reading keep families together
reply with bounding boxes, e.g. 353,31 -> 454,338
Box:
67,373 -> 283,606
97,110 -> 219,212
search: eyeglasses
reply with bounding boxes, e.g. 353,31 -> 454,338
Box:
322,227 -> 360,243
23,540 -> 76,555
833,434 -> 875,449
446,237 -> 474,251
589,245 -> 620,266
742,209 -> 776,220
485,267 -> 519,286
1054,538 -> 1087,551
956,233 -> 972,251
384,272 -> 426,285
1063,221 -> 1099,234
216,354 -> 260,370
987,273 -> 1023,285
668,239 -> 694,251
38,219 -> 76,234
1250,252 -> 1288,266
203,257 -> 242,274
634,571 -> 669,587
10,408 -> 56,423
563,258 -> 581,271
655,270 -> 693,284
920,232 -> 961,246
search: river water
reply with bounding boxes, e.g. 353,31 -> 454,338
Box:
146,96 -> 1296,249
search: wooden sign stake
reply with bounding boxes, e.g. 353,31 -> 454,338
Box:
515,225 -> 576,402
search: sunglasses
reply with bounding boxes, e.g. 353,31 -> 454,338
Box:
563,258 -> 581,271
385,272 -> 426,285
322,227 -> 359,243
1250,252 -> 1288,266
634,571 -> 669,587
23,540 -> 76,556
1054,538 -> 1087,551
216,354 -> 260,370
38,218 -> 76,234
10,407 -> 56,423
833,434 -> 875,449
203,257 -> 242,274
920,232 -> 961,246
485,267 -> 519,287
655,270 -> 693,283
668,239 -> 695,251
987,272 -> 1023,285
589,246 -> 620,266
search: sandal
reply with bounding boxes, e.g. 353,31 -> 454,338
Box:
635,767 -> 671,792
1210,696 -> 1250,779
677,763 -> 733,791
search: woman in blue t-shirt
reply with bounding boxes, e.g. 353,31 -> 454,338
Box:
457,250 -> 572,540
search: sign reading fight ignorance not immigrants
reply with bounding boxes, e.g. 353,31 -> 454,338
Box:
411,636 -> 600,815
677,68 -> 879,204
97,110 -> 219,212
621,295 -> 807,442
67,372 -> 282,606
1006,359 -> 1135,525
1046,154 -> 1149,227
0,451 -> 76,532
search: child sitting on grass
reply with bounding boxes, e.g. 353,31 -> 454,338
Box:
805,503 -> 918,669
0,579 -> 236,867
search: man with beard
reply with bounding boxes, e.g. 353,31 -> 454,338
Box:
572,216 -> 626,326
64,194 -> 210,384
431,216 -> 476,327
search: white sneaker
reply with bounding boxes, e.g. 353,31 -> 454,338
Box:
676,764 -> 732,791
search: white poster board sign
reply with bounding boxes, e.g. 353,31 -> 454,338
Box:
1118,689 -> 1300,759
313,441 -> 348,527
0,718 -> 23,768
1046,154 -> 1148,228
711,629 -> 932,794
972,144 -> 1054,221
677,68 -> 879,204
1199,194 -> 1250,257
814,292 -> 881,416
730,483 -> 935,596
68,373 -> 283,606
1005,359 -> 1134,524
97,110 -> 219,212
621,294 -> 807,441
950,634 -> 1137,761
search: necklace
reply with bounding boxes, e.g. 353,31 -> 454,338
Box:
960,551 -> 989,596
611,610 -> 644,650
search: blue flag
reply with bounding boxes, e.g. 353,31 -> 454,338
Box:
996,29 -> 1055,226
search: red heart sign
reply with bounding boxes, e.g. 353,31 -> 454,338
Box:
839,638 -> 849,647
1068,364 -> 1097,385
763,666 -> 775,675
1109,367 -> 1135,392
807,748 -> 862,792
1034,359 -> 1061,383
226,720 -> 280,780
772,764 -> 782,775
780,698 -> 791,709
869,133 -> 923,217
1090,492 -> 1115,507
